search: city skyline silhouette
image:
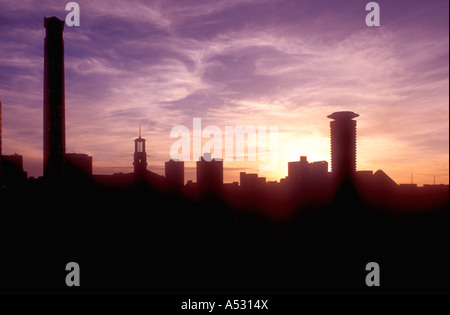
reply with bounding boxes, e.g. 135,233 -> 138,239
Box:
0,17 -> 447,205
0,1 -> 448,187
0,1 -> 448,295
0,13 -> 448,219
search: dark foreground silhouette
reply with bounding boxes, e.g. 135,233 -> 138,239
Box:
0,173 -> 448,294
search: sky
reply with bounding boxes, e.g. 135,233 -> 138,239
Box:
0,0 -> 448,186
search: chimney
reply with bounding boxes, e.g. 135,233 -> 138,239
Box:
0,100 -> 2,156
43,17 -> 66,178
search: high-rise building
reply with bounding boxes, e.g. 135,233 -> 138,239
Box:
327,111 -> 359,179
240,172 -> 266,192
133,127 -> 147,173
43,17 -> 66,178
288,156 -> 328,181
196,153 -> 223,191
288,156 -> 309,179
165,159 -> 184,187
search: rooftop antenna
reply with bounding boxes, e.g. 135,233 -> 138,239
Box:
139,124 -> 141,138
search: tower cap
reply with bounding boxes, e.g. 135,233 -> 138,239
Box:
44,16 -> 65,28
327,111 -> 359,120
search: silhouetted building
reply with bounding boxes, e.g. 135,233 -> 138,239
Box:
354,170 -> 373,185
224,181 -> 239,194
288,156 -> 308,179
240,172 -> 266,192
423,184 -> 449,193
327,111 -> 359,179
372,170 -> 398,189
288,156 -> 328,181
0,154 -> 27,184
353,169 -> 398,205
65,153 -> 93,177
309,161 -> 328,174
43,17 -> 66,178
196,153 -> 223,191
0,101 -> 27,184
133,127 -> 147,173
399,183 -> 418,194
165,159 -> 184,187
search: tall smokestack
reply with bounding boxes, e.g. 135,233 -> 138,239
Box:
43,17 -> 66,178
0,101 -> 2,178
0,100 -> 2,157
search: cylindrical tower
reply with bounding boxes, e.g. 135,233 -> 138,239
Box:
43,16 -> 66,178
327,111 -> 359,179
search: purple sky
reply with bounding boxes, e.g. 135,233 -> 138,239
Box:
0,0 -> 448,185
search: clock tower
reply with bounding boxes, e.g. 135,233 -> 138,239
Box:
133,126 -> 147,174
